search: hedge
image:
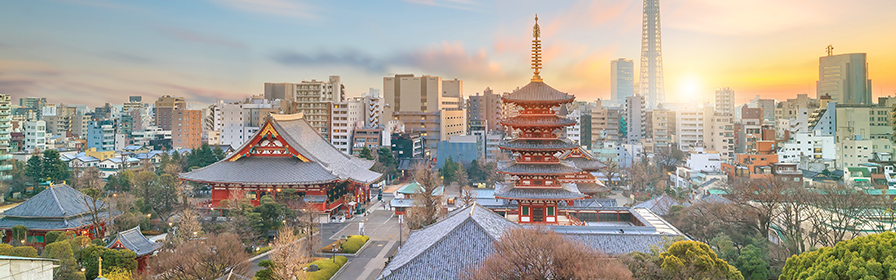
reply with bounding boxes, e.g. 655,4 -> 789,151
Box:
307,256 -> 348,280
340,235 -> 370,254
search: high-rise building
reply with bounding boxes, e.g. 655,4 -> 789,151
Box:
676,108 -> 705,150
816,50 -> 872,105
0,95 -> 11,181
591,99 -> 622,143
645,108 -> 675,151
383,74 -> 466,156
87,120 -> 115,152
264,76 -> 344,139
330,99 -> 364,153
466,88 -> 503,132
172,109 -> 201,149
611,59 -> 635,106
625,95 -> 646,143
154,95 -> 186,130
714,87 -> 735,116
640,0 -> 666,109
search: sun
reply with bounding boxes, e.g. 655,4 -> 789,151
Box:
677,74 -> 704,103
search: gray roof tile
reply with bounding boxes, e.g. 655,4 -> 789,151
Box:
2,184 -> 107,218
497,162 -> 581,175
502,81 -> 574,103
180,157 -> 339,185
379,205 -> 518,280
494,182 -> 585,200
106,226 -> 162,256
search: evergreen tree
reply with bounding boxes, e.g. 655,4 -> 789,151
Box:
359,146 -> 374,160
42,150 -> 70,183
440,156 -> 458,184
25,154 -> 43,184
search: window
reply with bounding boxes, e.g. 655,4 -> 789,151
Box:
547,207 -> 554,216
522,206 -> 529,216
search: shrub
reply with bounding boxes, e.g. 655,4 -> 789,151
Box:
45,231 -> 64,244
340,235 -> 370,253
306,256 -> 348,280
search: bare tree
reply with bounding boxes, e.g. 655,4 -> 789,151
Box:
460,186 -> 476,207
805,183 -> 874,248
454,166 -> 469,190
776,181 -> 812,255
601,159 -> 622,189
729,178 -> 786,239
463,227 -> 632,280
169,207 -> 202,246
406,163 -> 442,230
79,167 -> 107,238
270,226 -> 310,280
151,233 -> 250,280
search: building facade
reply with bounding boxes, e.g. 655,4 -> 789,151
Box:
383,74 -> 466,157
817,52 -> 872,105
611,58 -> 634,106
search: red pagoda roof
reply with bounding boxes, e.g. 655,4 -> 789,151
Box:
500,115 -> 576,127
502,81 -> 574,104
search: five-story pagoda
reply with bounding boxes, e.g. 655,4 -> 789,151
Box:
495,16 -> 585,224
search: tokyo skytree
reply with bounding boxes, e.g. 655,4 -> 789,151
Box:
639,0 -> 665,109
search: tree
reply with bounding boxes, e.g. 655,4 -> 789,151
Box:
148,174 -> 180,223
805,183 -> 875,248
734,244 -> 768,280
269,226 -> 310,280
25,153 -> 43,184
43,240 -> 84,280
42,150 -> 70,183
254,196 -> 293,234
454,165 -> 469,189
440,156 -> 459,185
75,166 -> 103,190
406,163 -> 442,230
463,227 -> 632,280
11,225 -> 28,245
151,233 -> 251,280
466,159 -> 485,183
170,207 -> 202,246
80,184 -> 106,238
657,240 -> 743,280
373,147 -> 398,180
133,171 -> 158,205
601,159 -> 622,189
780,232 -> 896,280
359,146 -> 374,160
80,245 -> 137,280
460,186 -> 476,207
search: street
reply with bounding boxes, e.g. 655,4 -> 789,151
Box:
248,190 -> 405,280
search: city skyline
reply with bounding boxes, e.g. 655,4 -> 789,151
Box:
3,0 -> 896,107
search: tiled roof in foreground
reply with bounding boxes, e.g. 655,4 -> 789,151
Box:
378,205 -> 517,280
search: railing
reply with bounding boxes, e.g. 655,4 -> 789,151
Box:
566,214 -> 586,226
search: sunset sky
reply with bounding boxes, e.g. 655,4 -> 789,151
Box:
2,0 -> 896,107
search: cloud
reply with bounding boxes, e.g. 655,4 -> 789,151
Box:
99,51 -> 155,64
404,0 -> 480,11
157,27 -> 247,49
269,41 -> 512,81
155,82 -> 247,104
270,49 -> 387,73
210,0 -> 319,19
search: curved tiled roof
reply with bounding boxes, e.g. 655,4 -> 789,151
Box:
179,157 -> 339,185
564,158 -> 607,171
498,138 -> 579,151
501,115 -> 576,127
503,81 -> 574,103
494,182 -> 585,200
575,182 -> 608,194
379,205 -> 518,280
497,162 -> 580,175
2,184 -> 106,218
106,226 -> 163,256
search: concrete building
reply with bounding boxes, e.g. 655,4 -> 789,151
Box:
153,95 -> 186,130
330,98 -> 365,153
611,58 -> 635,106
646,109 -> 675,151
172,109 -> 201,149
466,87 -> 503,132
383,74 -> 466,157
676,108 -> 706,150
707,113 -> 735,161
834,104 -> 892,142
778,132 -> 836,165
23,120 -> 46,153
740,105 -> 763,153
123,95 -> 143,114
0,95 -> 11,181
591,99 -> 621,143
817,52 -> 872,105
86,120 -> 115,152
264,76 -> 344,139
838,137 -> 893,169
625,95 -> 646,143
351,127 -> 382,156
0,256 -> 59,279
714,87 -> 735,116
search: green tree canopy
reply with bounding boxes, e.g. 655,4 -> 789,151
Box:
80,245 -> 137,280
659,240 -> 743,280
780,231 -> 896,280
359,146 -> 374,160
440,156 -> 458,184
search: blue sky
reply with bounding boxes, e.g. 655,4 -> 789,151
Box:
3,0 -> 896,107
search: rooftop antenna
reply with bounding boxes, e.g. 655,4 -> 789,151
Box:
826,45 -> 834,56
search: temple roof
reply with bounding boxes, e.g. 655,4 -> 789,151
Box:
379,204 -> 517,280
501,115 -> 576,127
179,157 -> 340,185
498,138 -> 579,151
574,182 -> 608,194
497,162 -> 580,175
181,114 -> 382,185
502,81 -> 574,104
564,158 -> 607,171
494,182 -> 585,200
1,184 -> 107,219
106,226 -> 163,256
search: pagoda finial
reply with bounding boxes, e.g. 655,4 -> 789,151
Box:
531,14 -> 543,82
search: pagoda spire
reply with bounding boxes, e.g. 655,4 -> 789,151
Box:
531,14 -> 543,82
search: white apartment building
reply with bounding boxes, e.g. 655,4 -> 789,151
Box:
778,132 -> 836,164
24,120 -> 47,153
714,87 -> 735,116
564,106 -> 582,145
331,99 -> 365,153
707,113 -> 735,161
676,108 -> 706,150
837,137 -> 894,169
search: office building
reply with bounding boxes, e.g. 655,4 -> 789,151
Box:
383,74 -> 466,156
625,95 -> 646,143
173,109 -> 201,149
817,51 -> 872,105
611,58 -> 635,106
264,76 -> 344,139
154,95 -> 186,130
466,87 -> 503,132
714,87 -> 735,116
